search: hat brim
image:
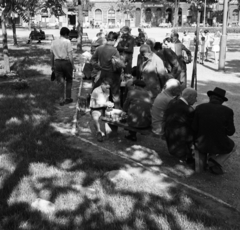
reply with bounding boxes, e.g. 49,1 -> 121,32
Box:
207,91 -> 228,101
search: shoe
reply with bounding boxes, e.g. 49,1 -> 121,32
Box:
65,98 -> 73,104
125,135 -> 137,142
59,99 -> 65,106
210,165 -> 224,175
97,132 -> 104,142
37,41 -> 41,44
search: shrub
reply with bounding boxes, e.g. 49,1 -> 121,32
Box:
171,27 -> 240,34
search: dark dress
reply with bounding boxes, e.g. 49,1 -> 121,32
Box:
123,87 -> 152,128
164,98 -> 195,160
192,101 -> 235,156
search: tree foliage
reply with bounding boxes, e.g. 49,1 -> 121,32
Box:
116,0 -> 136,18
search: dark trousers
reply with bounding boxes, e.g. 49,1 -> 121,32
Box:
123,53 -> 133,74
93,70 -> 121,109
54,60 -> 73,99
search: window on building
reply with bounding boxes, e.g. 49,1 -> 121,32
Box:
108,9 -> 115,27
95,9 -> 102,23
232,9 -> 239,22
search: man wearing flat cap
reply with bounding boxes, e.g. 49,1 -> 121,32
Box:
116,26 -> 135,74
192,87 -> 236,175
123,80 -> 152,141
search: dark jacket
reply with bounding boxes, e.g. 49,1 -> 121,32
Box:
192,101 -> 235,155
117,34 -> 135,55
156,48 -> 182,81
164,98 -> 195,159
123,87 -> 152,128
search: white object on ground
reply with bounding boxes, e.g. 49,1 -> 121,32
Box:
105,169 -> 133,182
31,198 -> 55,214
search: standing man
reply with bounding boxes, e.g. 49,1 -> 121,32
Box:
192,87 -> 236,175
51,27 -> 75,106
172,33 -> 192,89
139,44 -> 169,101
116,26 -> 135,74
91,32 -> 122,108
164,88 -> 197,162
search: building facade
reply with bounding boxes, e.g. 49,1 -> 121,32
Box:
3,0 -> 239,28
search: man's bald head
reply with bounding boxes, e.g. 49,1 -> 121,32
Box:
182,88 -> 197,105
164,79 -> 181,97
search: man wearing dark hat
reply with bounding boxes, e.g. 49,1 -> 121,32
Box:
192,87 -> 236,174
123,79 -> 152,141
116,26 -> 135,74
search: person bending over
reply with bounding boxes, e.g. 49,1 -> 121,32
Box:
123,80 -> 152,141
90,78 -> 114,142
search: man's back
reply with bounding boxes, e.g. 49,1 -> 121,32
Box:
123,88 -> 152,128
193,102 -> 235,155
91,44 -> 119,72
51,37 -> 72,60
151,91 -> 174,135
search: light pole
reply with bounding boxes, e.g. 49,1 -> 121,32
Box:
218,0 -> 228,70
191,2 -> 202,90
203,0 -> 207,27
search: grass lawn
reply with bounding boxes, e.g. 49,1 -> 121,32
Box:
0,42 -> 240,230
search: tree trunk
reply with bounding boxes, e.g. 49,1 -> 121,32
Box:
28,10 -> 31,31
1,13 -> 10,73
173,0 -> 178,28
12,18 -> 18,46
77,0 -> 83,51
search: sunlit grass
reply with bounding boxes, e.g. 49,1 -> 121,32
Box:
0,47 -> 240,230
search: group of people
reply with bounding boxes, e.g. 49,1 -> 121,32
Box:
27,27 -> 45,44
50,26 -> 236,175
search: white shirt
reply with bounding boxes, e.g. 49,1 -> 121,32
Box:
50,36 -> 73,60
180,97 -> 188,105
90,86 -> 109,108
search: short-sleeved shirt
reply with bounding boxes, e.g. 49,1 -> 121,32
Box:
90,86 -> 109,108
50,36 -> 73,60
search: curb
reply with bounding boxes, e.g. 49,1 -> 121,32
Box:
75,135 -> 240,214
71,77 -> 83,135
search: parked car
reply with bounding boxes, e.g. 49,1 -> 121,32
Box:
46,22 -> 59,29
141,22 -> 151,28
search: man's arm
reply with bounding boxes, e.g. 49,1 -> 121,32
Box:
51,52 -> 55,71
90,48 -> 101,70
164,48 -> 182,79
156,56 -> 169,88
181,44 -> 192,63
226,109 -> 235,136
123,91 -> 133,112
124,37 -> 134,53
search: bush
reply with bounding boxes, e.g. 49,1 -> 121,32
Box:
171,27 -> 240,34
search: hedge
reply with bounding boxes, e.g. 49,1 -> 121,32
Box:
171,27 -> 240,34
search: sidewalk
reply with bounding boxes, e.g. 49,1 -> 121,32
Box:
55,41 -> 240,212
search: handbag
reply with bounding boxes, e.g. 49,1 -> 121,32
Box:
51,71 -> 55,81
111,55 -> 125,72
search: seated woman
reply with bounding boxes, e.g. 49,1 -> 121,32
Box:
90,78 -> 114,142
123,80 -> 152,141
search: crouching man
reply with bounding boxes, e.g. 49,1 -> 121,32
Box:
164,88 -> 197,163
90,78 -> 114,142
192,87 -> 236,175
122,80 -> 152,141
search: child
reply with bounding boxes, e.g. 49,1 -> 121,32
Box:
199,36 -> 206,65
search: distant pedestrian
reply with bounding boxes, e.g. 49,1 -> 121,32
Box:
51,27 -> 75,106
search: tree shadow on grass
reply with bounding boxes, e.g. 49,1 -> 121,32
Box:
0,78 -> 240,230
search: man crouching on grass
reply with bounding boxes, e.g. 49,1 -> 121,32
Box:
51,27 -> 76,106
90,78 -> 114,142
